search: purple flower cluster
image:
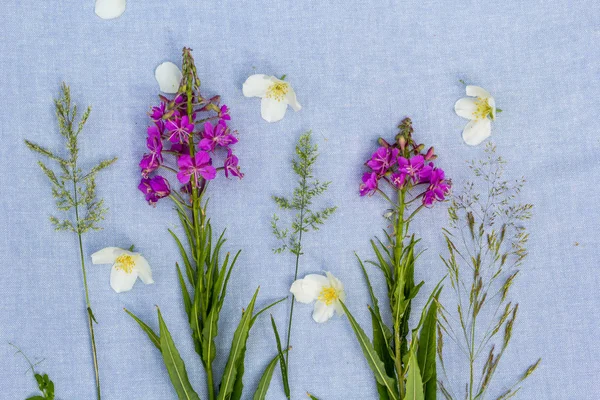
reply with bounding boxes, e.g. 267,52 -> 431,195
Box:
138,92 -> 243,205
359,119 -> 450,206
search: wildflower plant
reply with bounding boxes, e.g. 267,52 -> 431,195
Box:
11,344 -> 55,400
24,84 -> 117,400
344,118 -> 449,400
270,131 -> 337,397
126,48 -> 283,400
438,143 -> 540,400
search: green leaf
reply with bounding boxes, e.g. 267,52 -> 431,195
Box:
217,288 -> 259,400
417,292 -> 439,399
339,301 -> 399,400
405,349 -> 424,400
176,263 -> 192,318
169,229 -> 195,286
201,306 -> 219,366
157,308 -> 200,400
357,253 -> 382,315
270,315 -> 290,398
306,393 -> 320,400
252,349 -> 290,400
125,309 -> 161,350
252,353 -> 280,400
231,297 -> 286,400
369,307 -> 393,400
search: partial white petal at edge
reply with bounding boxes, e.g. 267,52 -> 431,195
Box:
462,119 -> 492,146
313,301 -> 336,323
260,98 -> 288,122
110,266 -> 138,293
454,97 -> 478,120
242,74 -> 272,98
465,85 -> 491,99
155,62 -> 182,94
285,88 -> 302,111
290,274 -> 329,303
91,247 -> 127,265
134,255 -> 154,285
95,0 -> 126,20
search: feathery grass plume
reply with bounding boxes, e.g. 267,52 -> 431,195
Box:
438,143 -> 540,400
270,131 -> 337,397
344,118 -> 448,400
10,343 -> 55,400
24,84 -> 116,400
125,48 -> 284,400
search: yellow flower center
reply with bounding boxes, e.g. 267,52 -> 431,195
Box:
318,286 -> 339,305
115,254 -> 135,274
266,82 -> 289,102
473,97 -> 493,120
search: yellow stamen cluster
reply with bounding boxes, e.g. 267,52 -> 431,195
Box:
266,82 -> 289,102
115,254 -> 135,274
473,97 -> 493,120
318,286 -> 339,305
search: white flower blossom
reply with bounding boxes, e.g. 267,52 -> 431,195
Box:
91,247 -> 154,293
454,85 -> 497,146
242,74 -> 301,123
290,272 -> 345,323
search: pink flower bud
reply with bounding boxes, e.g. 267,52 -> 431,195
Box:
425,146 -> 435,160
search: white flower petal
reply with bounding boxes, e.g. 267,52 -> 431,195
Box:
312,301 -> 336,323
91,247 -> 128,265
242,74 -> 273,98
454,97 -> 478,120
95,0 -> 126,20
110,265 -> 138,293
465,85 -> 491,99
290,274 -> 329,303
285,87 -> 301,112
133,255 -> 154,285
260,97 -> 288,123
155,62 -> 182,94
462,119 -> 492,146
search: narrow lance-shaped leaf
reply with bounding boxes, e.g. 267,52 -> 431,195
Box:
270,315 -> 290,398
217,288 -> 259,400
339,301 -> 399,400
417,289 -> 441,400
253,348 -> 290,400
157,308 -> 201,400
405,348 -> 425,400
124,309 -> 160,351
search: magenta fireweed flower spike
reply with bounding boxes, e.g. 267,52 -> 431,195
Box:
345,117 -> 450,399
129,49 -> 277,400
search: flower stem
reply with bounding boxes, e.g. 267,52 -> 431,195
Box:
284,168 -> 308,399
72,164 -> 101,400
394,189 -> 406,397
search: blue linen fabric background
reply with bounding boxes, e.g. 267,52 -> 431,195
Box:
1,0 -> 599,399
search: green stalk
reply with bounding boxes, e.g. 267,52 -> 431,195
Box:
284,169 -> 308,394
185,84 -> 215,400
393,189 -> 406,397
72,160 -> 101,400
